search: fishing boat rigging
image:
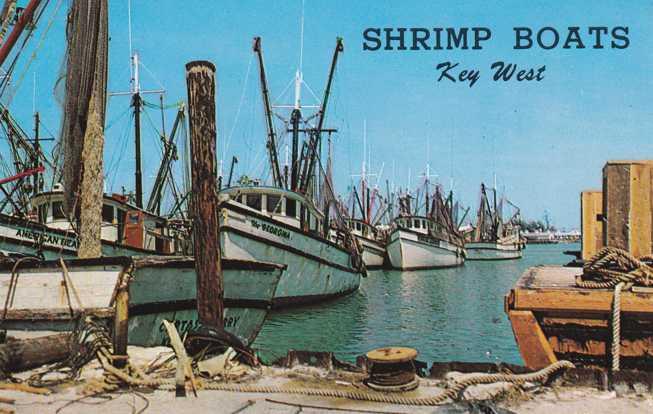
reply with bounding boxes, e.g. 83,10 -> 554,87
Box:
218,19 -> 364,307
466,182 -> 523,260
387,167 -> 466,270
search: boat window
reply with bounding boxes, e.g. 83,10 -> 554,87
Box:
413,219 -> 419,228
52,201 -> 66,219
286,199 -> 297,217
246,194 -> 262,211
102,204 -> 114,223
239,194 -> 246,205
266,195 -> 281,213
362,225 -> 368,237
355,222 -> 361,231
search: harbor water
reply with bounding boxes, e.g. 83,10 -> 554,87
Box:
254,243 -> 575,365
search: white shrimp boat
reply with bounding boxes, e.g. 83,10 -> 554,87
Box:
347,218 -> 385,269
387,215 -> 464,270
0,255 -> 284,346
218,186 -> 364,308
466,183 -> 523,261
465,238 -> 522,261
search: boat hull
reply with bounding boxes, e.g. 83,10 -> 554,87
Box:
219,202 -> 362,308
356,236 -> 385,269
465,242 -> 523,261
387,228 -> 464,270
0,256 -> 283,346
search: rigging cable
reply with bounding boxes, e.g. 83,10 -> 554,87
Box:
0,0 -> 55,103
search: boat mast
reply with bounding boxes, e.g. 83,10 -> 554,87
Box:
109,1 -> 164,208
299,37 -> 343,195
253,37 -> 283,188
0,0 -> 42,67
146,103 -> 186,215
132,52 -> 144,207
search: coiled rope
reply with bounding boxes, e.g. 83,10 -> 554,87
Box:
577,247 -> 653,289
576,247 -> 653,372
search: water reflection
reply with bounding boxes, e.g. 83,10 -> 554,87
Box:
254,243 -> 574,364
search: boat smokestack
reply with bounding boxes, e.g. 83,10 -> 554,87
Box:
185,60 -> 223,329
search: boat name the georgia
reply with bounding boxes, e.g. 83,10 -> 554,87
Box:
15,228 -> 80,249
250,219 -> 291,240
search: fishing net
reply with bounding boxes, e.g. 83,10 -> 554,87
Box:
61,0 -> 108,214
58,0 -> 108,257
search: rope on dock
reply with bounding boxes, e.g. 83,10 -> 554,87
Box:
127,360 -> 571,406
575,247 -> 653,373
83,318 -> 575,406
577,246 -> 653,289
184,360 -> 573,406
612,282 -> 624,372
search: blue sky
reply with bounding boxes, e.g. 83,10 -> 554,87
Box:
3,0 -> 652,228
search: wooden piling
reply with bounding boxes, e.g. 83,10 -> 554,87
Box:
185,60 -> 223,328
602,161 -> 653,257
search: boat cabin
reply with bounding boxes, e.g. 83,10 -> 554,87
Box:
221,186 -> 329,234
347,218 -> 381,241
394,215 -> 438,236
30,187 -> 177,254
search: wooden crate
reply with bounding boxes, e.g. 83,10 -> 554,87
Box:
580,190 -> 603,261
602,161 -> 653,257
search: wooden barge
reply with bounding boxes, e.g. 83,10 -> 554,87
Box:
505,265 -> 653,371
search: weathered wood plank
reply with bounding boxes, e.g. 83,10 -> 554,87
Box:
0,307 -> 113,320
508,310 -> 557,370
514,288 -> 653,314
581,190 -> 603,261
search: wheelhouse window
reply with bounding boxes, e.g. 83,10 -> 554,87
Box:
266,195 -> 281,214
286,199 -> 297,217
413,219 -> 419,228
52,201 -> 66,219
102,204 -> 114,223
246,194 -> 262,211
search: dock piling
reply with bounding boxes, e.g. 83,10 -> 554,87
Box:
185,60 -> 223,328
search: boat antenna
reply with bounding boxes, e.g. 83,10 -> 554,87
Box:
294,0 -> 305,109
127,0 -> 133,82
